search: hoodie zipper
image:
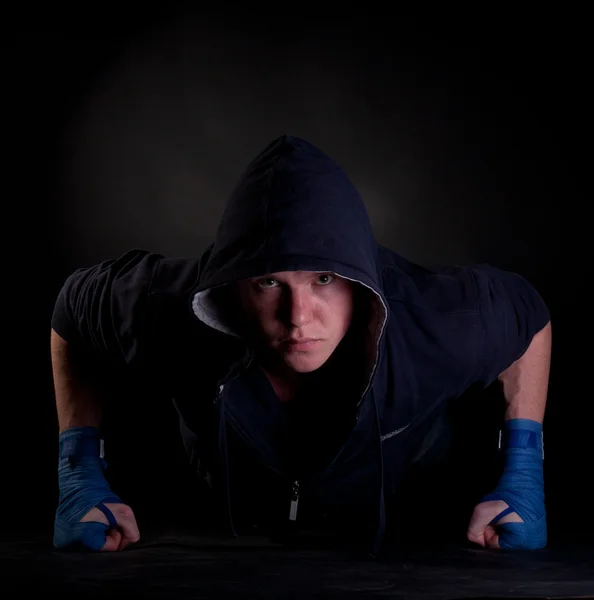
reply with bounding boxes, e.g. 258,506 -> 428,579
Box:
216,379 -> 381,525
289,480 -> 300,521
215,326 -> 390,527
225,401 -> 301,522
216,378 -> 302,523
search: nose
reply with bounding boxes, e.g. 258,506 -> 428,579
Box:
283,287 -> 314,328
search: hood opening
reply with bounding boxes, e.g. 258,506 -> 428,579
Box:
191,275 -> 387,399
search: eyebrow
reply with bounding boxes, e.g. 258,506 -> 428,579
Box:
250,272 -> 334,282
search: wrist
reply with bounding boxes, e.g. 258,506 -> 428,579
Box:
499,418 -> 543,459
59,426 -> 104,465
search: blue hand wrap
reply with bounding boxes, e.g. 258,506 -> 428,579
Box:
481,418 -> 547,550
54,426 -> 122,551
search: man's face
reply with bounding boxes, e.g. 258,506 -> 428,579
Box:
235,271 -> 355,373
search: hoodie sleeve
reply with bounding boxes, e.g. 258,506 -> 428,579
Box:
51,249 -> 163,366
469,264 -> 550,388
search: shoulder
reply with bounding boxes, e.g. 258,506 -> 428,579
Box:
376,246 -> 482,397
142,247 -> 241,380
377,246 -> 549,388
67,248 -> 205,304
377,244 -> 478,315
149,256 -> 202,296
149,242 -> 214,297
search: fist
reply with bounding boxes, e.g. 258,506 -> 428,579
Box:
81,503 -> 141,551
466,500 -> 523,549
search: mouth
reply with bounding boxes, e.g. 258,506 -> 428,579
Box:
283,339 -> 321,351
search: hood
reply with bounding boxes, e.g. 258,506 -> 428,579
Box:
192,135 -> 388,391
190,135 -> 389,556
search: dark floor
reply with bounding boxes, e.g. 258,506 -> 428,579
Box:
2,526 -> 593,599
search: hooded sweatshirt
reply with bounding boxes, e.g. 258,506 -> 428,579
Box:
51,135 -> 550,556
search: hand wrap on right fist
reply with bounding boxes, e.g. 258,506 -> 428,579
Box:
54,426 -> 122,551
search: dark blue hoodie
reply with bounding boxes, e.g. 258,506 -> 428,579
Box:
52,135 -> 550,556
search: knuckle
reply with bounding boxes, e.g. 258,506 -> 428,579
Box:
475,504 -> 493,518
117,504 -> 135,519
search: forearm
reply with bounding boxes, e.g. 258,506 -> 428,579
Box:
498,321 -> 552,424
51,329 -> 105,433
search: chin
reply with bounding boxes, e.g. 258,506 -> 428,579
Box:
283,351 -> 332,373
286,362 -> 323,373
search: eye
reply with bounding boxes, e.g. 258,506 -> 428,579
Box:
317,274 -> 335,285
257,278 -> 279,289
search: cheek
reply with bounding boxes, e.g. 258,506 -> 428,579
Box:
237,297 -> 265,331
340,303 -> 355,334
251,303 -> 278,332
326,290 -> 354,332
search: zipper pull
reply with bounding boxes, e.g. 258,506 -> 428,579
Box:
289,480 -> 300,521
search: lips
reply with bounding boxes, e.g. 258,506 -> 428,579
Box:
284,338 -> 320,351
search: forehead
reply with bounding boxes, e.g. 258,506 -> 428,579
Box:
249,270 -> 331,282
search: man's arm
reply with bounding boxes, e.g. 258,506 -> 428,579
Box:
498,321 -> 552,424
51,250 -> 160,552
467,322 -> 552,549
466,266 -> 551,549
51,329 -> 104,433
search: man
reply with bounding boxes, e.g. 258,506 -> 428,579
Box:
51,135 -> 551,557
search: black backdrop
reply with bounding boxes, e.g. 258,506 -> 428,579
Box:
3,7 -> 590,544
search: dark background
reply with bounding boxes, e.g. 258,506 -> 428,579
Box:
3,7 -> 590,544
